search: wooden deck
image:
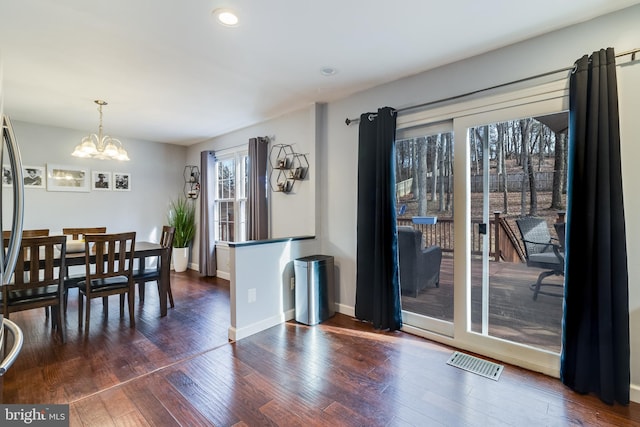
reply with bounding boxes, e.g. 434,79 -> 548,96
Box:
401,255 -> 564,353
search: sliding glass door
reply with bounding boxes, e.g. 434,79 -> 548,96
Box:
397,80 -> 569,376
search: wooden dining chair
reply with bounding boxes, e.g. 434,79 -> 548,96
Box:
2,229 -> 50,240
77,232 -> 136,333
2,229 -> 52,318
61,227 -> 107,240
62,227 -> 107,297
133,226 -> 175,308
1,235 -> 67,342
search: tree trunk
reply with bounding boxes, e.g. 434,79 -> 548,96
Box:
550,131 -> 566,209
431,135 -> 438,202
520,119 -> 537,216
417,138 -> 428,215
438,134 -> 445,212
496,123 -> 509,214
446,133 -> 453,213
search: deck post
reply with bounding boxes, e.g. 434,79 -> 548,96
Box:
494,211 -> 501,262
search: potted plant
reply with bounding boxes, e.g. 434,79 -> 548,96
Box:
168,196 -> 196,272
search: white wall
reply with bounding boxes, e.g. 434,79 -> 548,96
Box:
3,120 -> 186,241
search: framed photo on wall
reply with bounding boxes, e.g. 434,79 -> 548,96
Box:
113,172 -> 131,191
92,171 -> 111,191
23,165 -> 46,189
46,164 -> 90,192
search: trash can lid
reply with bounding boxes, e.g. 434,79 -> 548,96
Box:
295,255 -> 333,263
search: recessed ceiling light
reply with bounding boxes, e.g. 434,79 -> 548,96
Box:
320,67 -> 338,77
213,8 -> 239,27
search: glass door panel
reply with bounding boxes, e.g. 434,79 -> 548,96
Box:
468,113 -> 567,353
396,123 -> 454,335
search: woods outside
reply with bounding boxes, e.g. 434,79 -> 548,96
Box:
396,113 -> 568,240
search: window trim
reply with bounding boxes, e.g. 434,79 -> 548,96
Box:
214,149 -> 248,243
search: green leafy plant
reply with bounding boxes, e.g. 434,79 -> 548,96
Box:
168,197 -> 196,248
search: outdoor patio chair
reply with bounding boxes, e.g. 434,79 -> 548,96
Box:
516,217 -> 564,300
397,226 -> 442,297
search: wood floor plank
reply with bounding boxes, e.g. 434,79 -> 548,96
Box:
144,373 -> 215,427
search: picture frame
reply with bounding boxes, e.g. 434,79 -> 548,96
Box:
46,164 -> 90,192
92,171 -> 111,191
23,165 -> 46,189
113,172 -> 131,191
2,165 -> 13,187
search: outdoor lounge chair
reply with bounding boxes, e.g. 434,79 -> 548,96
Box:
516,217 -> 564,300
397,226 -> 442,297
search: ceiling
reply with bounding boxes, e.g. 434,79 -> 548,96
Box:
1,1 -> 639,146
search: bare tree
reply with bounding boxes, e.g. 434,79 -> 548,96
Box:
550,131 -> 567,209
430,135 -> 439,203
496,122 -> 509,213
520,118 -> 537,215
445,133 -> 453,213
417,138 -> 428,215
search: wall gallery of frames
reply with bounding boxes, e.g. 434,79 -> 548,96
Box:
2,164 -> 131,192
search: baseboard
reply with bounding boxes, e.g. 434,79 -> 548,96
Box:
216,270 -> 230,280
284,308 -> 295,321
336,303 -> 355,318
228,312 -> 289,341
631,383 -> 640,404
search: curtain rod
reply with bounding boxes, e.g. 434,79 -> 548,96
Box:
344,48 -> 640,126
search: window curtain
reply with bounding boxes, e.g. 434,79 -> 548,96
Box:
247,137 -> 269,240
199,150 -> 217,276
561,48 -> 629,405
355,106 -> 402,330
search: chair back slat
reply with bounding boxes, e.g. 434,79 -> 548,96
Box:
161,226 -> 175,261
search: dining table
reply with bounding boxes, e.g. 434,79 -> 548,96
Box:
63,241 -> 171,317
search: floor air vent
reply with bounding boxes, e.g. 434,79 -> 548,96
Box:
446,351 -> 504,381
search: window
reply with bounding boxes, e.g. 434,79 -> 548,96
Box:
214,152 -> 248,242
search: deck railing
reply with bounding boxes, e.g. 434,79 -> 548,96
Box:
398,211 -> 565,262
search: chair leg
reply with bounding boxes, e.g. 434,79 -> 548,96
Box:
138,282 -> 145,303
85,296 -> 91,334
168,284 -> 174,308
78,293 -> 84,328
54,306 -> 65,343
119,294 -> 125,318
128,290 -> 135,328
157,280 -> 175,308
531,270 -> 557,300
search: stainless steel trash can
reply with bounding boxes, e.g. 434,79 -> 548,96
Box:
294,255 -> 335,325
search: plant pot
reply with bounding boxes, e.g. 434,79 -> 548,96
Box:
172,247 -> 189,272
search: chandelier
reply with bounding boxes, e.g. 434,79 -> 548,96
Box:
72,100 -> 130,161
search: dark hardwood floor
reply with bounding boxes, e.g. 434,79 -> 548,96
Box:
2,270 -> 638,426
